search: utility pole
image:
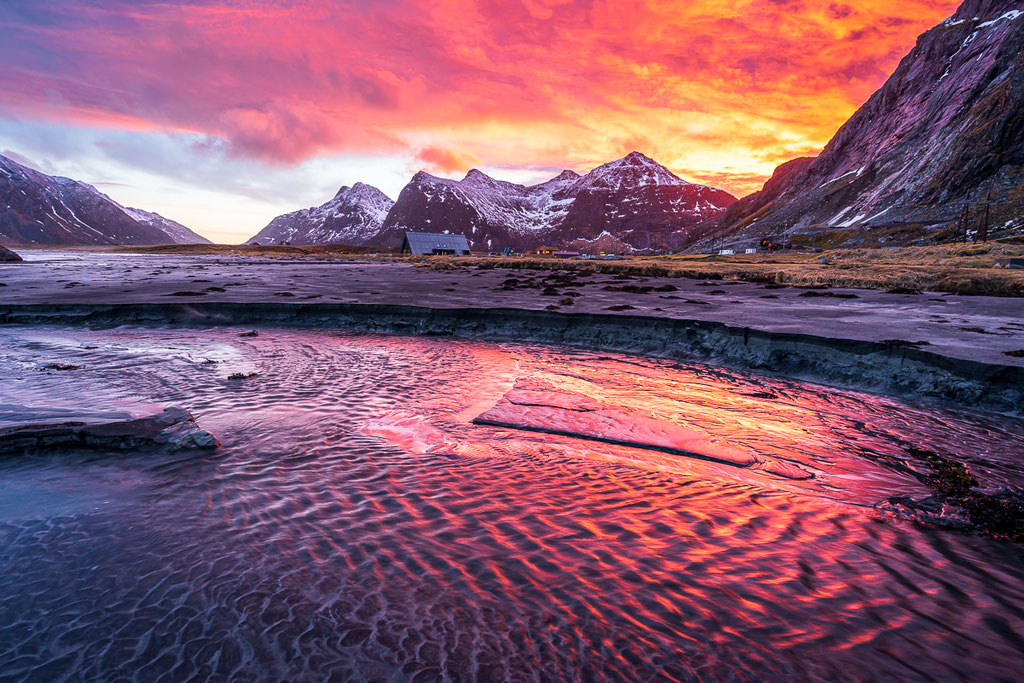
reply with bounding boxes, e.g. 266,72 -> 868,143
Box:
955,205 -> 969,243
980,191 -> 991,243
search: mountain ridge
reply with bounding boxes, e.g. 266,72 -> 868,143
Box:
249,182 -> 394,245
257,151 -> 736,250
0,153 -> 208,246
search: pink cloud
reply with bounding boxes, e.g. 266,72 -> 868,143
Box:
0,0 -> 962,195
414,146 -> 481,175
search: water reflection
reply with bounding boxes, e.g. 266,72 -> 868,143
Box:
1,327 -> 1023,680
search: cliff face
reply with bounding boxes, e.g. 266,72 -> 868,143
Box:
712,0 -> 1024,246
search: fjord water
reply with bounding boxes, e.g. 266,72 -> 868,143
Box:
1,327 -> 1023,680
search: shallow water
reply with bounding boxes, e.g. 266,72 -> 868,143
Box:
1,326 -> 1023,681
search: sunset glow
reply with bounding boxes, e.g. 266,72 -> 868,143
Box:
0,0 -> 961,240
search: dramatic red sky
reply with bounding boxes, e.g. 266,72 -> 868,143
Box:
0,0 -> 961,241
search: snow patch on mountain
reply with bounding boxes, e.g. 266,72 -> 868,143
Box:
251,182 -> 394,245
121,207 -> 211,244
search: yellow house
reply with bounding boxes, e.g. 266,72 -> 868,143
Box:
536,246 -> 558,255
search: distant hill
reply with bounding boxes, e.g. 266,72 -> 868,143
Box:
120,207 -> 210,245
0,153 -> 208,245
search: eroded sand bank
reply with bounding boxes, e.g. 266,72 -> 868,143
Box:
2,250 -> 1023,412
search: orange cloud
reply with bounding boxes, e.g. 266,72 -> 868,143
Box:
0,0 -> 962,195
414,146 -> 481,175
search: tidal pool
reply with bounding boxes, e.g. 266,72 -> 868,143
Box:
1,326 -> 1023,680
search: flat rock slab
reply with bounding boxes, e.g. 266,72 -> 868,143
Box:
0,407 -> 219,455
473,379 -> 813,479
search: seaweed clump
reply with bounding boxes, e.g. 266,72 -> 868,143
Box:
908,447 -> 978,497
884,447 -> 1024,542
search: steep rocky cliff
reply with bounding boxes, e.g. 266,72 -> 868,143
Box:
710,0 -> 1024,247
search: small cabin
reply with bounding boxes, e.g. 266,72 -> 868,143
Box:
536,246 -> 558,256
401,232 -> 471,256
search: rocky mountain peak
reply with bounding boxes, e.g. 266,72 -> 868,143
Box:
576,151 -> 690,192
462,168 -> 491,182
251,180 -> 395,245
550,170 -> 581,183
410,170 -> 443,186
335,182 -> 392,207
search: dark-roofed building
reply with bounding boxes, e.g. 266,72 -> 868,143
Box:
401,232 -> 471,255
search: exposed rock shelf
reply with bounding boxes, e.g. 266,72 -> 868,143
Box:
0,407 -> 220,455
473,378 -> 813,479
2,301 -> 1022,415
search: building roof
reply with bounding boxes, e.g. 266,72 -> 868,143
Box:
403,232 -> 471,254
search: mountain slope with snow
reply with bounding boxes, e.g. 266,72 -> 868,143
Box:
369,152 -> 735,251
121,207 -> 211,244
0,153 -> 205,246
250,183 -> 394,245
708,0 -> 1024,246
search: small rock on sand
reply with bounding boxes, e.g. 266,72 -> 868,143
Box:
0,246 -> 23,262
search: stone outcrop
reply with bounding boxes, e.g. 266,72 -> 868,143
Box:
0,407 -> 220,455
0,245 -> 22,262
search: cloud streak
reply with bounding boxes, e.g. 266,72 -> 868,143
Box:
0,0 -> 960,196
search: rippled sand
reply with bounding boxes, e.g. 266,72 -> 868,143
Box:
1,327 -> 1023,680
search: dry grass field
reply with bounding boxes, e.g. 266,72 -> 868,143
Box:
115,243 -> 397,257
113,240 -> 1024,296
421,241 -> 1024,296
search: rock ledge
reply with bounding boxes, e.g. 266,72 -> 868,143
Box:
0,407 -> 219,455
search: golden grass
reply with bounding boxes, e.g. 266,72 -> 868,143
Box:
420,242 -> 1024,296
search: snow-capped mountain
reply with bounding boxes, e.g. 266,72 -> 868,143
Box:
369,169 -> 572,251
250,183 -> 394,245
369,152 -> 736,251
550,152 -> 736,250
0,153 -> 206,246
709,0 -> 1024,246
120,207 -> 210,244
